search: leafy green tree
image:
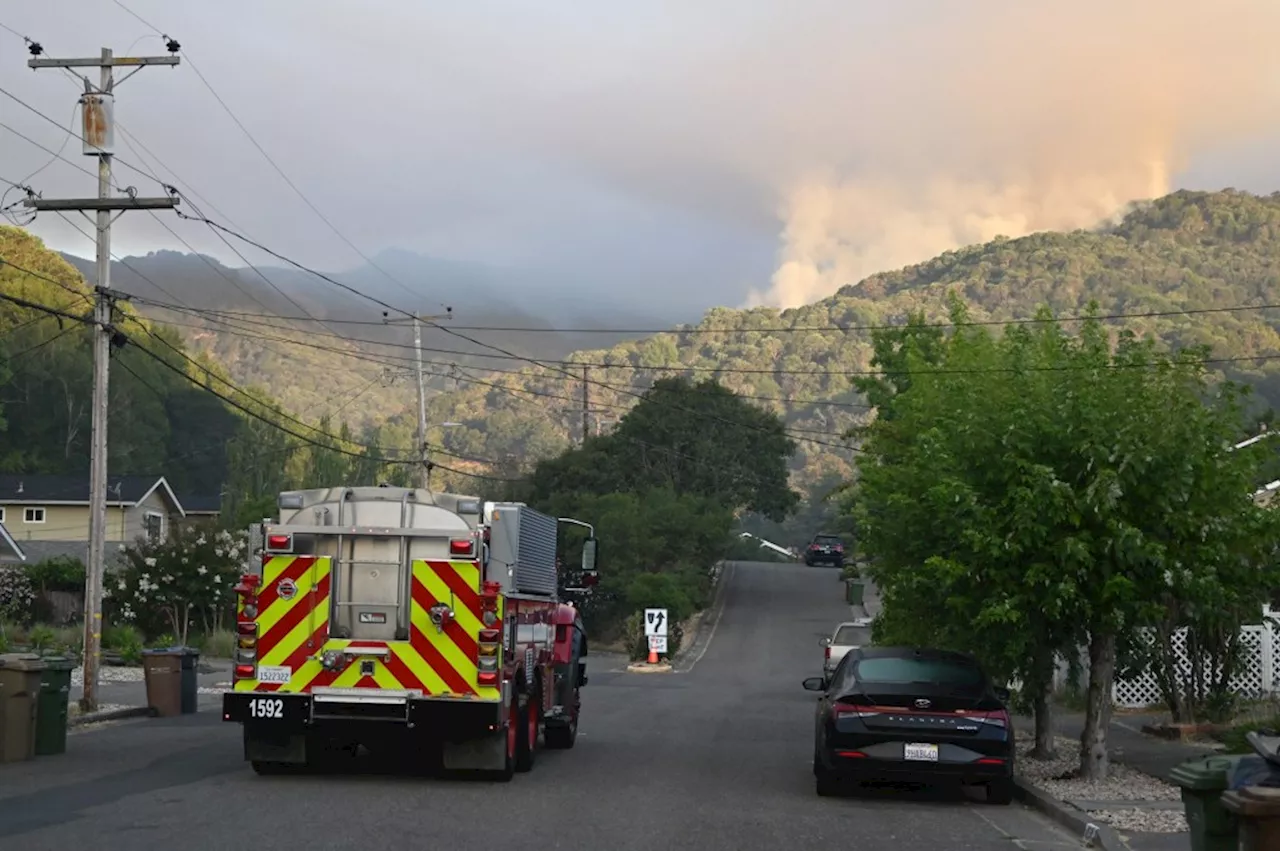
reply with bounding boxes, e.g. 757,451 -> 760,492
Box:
855,298 -> 1280,779
529,377 -> 799,520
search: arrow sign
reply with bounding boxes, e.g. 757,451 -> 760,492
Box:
644,608 -> 668,637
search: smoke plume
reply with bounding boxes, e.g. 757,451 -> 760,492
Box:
742,0 -> 1280,307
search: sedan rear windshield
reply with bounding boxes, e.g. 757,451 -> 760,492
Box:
853,657 -> 984,688
814,536 -> 842,545
834,625 -> 872,645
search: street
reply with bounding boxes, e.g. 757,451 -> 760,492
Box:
0,561 -> 1081,851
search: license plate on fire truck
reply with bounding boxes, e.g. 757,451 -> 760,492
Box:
257,666 -> 291,684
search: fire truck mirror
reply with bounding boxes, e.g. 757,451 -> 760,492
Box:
581,537 -> 599,574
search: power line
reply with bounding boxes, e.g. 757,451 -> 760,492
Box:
109,0 -> 445,311
122,336 -> 516,481
3,324 -> 83,358
105,294 -> 1280,337
120,304 -> 868,444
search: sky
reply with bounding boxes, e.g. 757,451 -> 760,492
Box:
2,0 -> 1279,317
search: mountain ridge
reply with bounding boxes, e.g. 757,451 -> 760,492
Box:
411,188 -> 1280,497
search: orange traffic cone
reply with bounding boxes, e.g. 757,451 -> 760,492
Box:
648,647 -> 659,664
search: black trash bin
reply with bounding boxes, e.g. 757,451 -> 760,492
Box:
179,647 -> 200,715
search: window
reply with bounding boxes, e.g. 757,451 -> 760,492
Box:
0,506 -> 5,523
24,507 -> 46,524
834,625 -> 872,646
852,656 -> 985,689
144,511 -> 164,543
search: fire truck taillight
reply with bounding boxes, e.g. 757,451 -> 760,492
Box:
477,625 -> 501,686
265,533 -> 293,553
449,537 -> 475,557
234,573 -> 261,682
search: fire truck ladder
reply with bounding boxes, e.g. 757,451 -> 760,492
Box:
329,489 -> 413,642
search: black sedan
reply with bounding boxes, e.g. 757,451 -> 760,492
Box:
803,645 -> 1015,803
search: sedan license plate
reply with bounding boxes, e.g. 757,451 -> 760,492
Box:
904,743 -> 939,762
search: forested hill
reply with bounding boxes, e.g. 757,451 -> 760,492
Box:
418,189 -> 1280,497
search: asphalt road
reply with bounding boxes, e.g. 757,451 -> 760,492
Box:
0,561 -> 1082,850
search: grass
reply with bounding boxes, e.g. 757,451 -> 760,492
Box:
191,628 -> 236,659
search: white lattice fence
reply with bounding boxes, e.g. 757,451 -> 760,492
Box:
1111,620 -> 1274,708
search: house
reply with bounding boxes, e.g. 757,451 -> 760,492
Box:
0,521 -> 24,563
174,493 -> 222,526
0,474 -> 186,564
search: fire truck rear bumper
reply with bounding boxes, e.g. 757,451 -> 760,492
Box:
223,690 -> 505,736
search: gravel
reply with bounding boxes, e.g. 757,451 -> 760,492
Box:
1016,733 -> 1188,834
69,666 -> 146,688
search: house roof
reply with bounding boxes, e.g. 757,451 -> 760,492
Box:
0,521 -> 25,561
176,494 -> 221,514
0,474 -> 186,516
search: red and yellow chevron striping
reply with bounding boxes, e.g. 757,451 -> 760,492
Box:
235,556 -> 501,702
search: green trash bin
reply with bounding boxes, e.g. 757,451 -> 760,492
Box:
34,656 -> 74,756
179,647 -> 200,715
845,579 -> 865,606
0,653 -> 46,763
1169,755 -> 1249,851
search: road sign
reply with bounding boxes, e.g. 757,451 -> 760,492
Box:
644,608 -> 668,637
648,635 -> 668,654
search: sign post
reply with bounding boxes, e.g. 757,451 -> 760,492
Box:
644,608 -> 668,655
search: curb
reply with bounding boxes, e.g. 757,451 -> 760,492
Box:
670,561 -> 735,672
625,663 -> 673,674
1013,776 -> 1130,850
69,705 -> 152,727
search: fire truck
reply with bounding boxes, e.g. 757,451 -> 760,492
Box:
221,486 -> 598,780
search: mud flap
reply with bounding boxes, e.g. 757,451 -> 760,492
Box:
442,732 -> 508,771
244,727 -> 308,764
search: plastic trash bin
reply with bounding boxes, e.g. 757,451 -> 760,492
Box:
1222,786 -> 1280,851
0,653 -> 47,763
142,649 -> 184,717
1169,755 -> 1248,851
34,655 -> 74,756
179,647 -> 200,715
845,580 -> 865,606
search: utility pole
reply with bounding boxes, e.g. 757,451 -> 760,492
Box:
23,43 -> 181,713
581,364 -> 590,445
384,310 -> 451,489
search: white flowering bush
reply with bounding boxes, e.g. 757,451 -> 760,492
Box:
0,566 -> 37,623
111,524 -> 247,646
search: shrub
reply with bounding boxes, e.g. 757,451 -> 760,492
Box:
192,628 -> 236,659
27,624 -> 56,652
625,572 -> 695,623
104,624 -> 145,664
0,567 -> 36,624
25,556 -> 86,593
112,525 -> 246,646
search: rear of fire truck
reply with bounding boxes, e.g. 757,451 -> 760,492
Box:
221,486 -> 597,781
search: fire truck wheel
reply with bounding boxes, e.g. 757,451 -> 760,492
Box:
515,690 -> 539,772
545,694 -> 578,750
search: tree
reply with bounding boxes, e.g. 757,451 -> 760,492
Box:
854,297 -> 1280,780
528,376 -> 799,520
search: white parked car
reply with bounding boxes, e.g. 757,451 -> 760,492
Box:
821,617 -> 874,678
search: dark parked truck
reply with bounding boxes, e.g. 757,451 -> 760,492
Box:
222,487 -> 598,780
